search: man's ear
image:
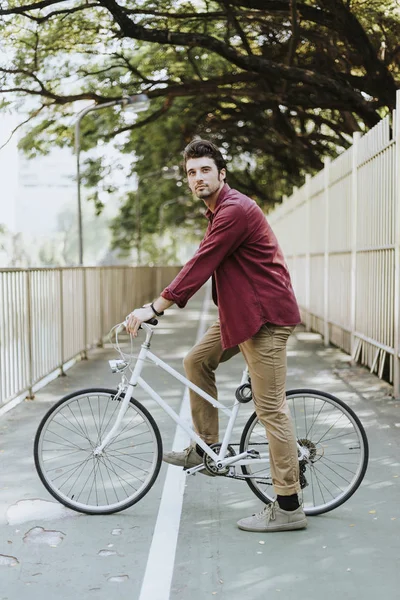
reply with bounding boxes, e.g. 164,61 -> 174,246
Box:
219,168 -> 226,181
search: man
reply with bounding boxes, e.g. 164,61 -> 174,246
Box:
126,139 -> 306,532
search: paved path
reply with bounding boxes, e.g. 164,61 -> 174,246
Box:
0,288 -> 399,600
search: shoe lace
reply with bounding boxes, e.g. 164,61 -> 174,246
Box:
255,502 -> 277,522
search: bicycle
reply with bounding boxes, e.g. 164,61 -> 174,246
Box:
34,320 -> 369,517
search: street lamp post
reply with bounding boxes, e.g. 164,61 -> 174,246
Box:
74,94 -> 149,265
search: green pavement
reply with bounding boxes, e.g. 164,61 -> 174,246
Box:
0,287 -> 399,600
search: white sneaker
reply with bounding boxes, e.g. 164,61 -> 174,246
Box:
237,501 -> 307,532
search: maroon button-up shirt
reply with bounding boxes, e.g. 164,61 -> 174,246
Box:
162,184 -> 301,349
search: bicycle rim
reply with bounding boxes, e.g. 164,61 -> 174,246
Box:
34,388 -> 162,515
240,389 -> 368,515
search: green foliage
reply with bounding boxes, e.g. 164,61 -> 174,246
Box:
1,0 -> 399,255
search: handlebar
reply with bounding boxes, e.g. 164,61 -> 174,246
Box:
144,318 -> 158,327
117,318 -> 158,336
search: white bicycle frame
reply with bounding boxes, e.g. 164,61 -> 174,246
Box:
95,324 -> 308,473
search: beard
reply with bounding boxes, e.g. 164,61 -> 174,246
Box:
195,182 -> 219,199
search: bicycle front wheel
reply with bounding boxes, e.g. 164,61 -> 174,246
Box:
34,388 -> 162,515
240,389 -> 369,515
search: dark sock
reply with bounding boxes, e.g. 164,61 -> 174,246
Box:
277,494 -> 300,511
196,444 -> 205,457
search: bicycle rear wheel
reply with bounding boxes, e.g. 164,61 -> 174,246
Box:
34,388 -> 162,515
240,389 -> 369,515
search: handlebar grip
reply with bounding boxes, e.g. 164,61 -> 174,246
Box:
123,317 -> 158,332
144,318 -> 158,326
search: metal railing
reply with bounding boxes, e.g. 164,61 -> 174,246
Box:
268,89 -> 400,396
0,265 -> 180,406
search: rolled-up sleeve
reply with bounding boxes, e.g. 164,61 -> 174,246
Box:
162,203 -> 248,308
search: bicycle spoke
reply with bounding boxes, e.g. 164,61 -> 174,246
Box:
35,390 -> 161,514
100,453 -> 145,489
42,430 -> 88,453
66,404 -> 91,441
108,448 -> 154,465
105,450 -> 154,473
47,417 -> 92,445
241,390 -> 367,515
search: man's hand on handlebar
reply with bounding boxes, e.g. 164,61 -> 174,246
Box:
125,305 -> 155,337
126,297 -> 173,336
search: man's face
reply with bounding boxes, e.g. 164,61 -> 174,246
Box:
186,157 -> 225,199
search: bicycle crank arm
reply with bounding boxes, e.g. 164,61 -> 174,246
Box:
184,464 -> 206,476
185,451 -> 269,475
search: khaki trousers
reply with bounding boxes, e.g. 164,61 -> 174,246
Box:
183,320 -> 300,496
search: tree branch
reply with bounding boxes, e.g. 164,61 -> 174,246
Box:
317,0 -> 397,105
0,0 -> 67,15
0,105 -> 46,151
220,0 -> 253,55
18,3 -> 101,24
98,0 -> 380,121
102,97 -> 174,140
124,9 -> 227,20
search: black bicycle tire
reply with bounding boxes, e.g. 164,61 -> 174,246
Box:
34,387 -> 163,515
239,388 -> 369,516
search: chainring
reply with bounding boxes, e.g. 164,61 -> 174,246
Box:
203,443 -> 236,476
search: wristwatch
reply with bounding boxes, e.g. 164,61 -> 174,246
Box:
150,302 -> 164,317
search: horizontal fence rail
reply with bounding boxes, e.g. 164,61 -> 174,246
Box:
268,89 -> 400,396
0,265 -> 181,406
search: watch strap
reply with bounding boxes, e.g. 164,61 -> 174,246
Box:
150,302 -> 164,317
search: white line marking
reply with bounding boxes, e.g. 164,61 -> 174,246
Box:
138,285 -> 212,600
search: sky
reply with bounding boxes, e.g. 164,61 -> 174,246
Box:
0,110 -> 121,237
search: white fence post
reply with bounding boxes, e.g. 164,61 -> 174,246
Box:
393,91 -> 400,396
264,98 -> 399,393
291,187 -> 298,293
305,174 -> 311,331
82,268 -> 88,359
26,270 -> 34,399
324,158 -> 331,346
350,132 -> 361,359
59,269 -> 65,375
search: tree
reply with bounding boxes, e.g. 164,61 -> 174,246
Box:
1,1 -> 399,246
0,225 -> 31,267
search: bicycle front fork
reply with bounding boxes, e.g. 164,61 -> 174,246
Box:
93,383 -> 134,456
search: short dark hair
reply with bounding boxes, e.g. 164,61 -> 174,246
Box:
183,139 -> 227,178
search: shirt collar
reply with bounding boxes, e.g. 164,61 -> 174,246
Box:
205,183 -> 231,221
